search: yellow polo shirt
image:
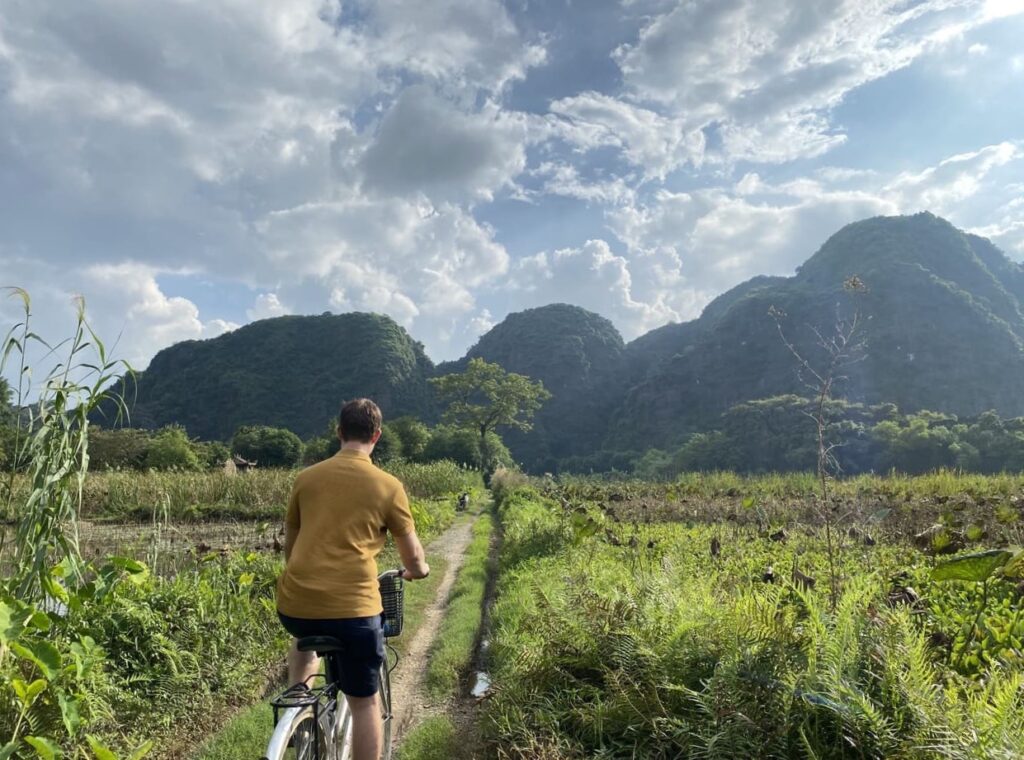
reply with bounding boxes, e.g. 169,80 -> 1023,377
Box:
276,449 -> 415,619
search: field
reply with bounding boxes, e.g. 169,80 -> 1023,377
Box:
8,462 -> 1024,759
0,460 -> 483,758
481,471 -> 1024,759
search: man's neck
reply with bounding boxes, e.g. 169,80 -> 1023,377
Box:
340,441 -> 375,456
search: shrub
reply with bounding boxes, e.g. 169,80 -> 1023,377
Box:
231,425 -> 303,468
145,426 -> 201,471
423,426 -> 512,471
390,416 -> 431,461
371,423 -> 403,465
89,428 -> 152,470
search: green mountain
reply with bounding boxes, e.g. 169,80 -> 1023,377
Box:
447,303 -> 627,471
616,212 -> 1024,450
108,312 -> 436,440
100,212 -> 1024,471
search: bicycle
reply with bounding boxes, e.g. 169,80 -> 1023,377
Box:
263,569 -> 405,760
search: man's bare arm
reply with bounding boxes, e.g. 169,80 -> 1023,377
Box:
395,531 -> 429,579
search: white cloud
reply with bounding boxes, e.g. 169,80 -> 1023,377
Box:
530,162 -> 636,205
502,239 -> 703,338
609,187 -> 894,298
0,0 -> 1021,370
80,263 -> 239,366
352,0 -> 546,93
602,141 -> 1023,322
247,293 -> 290,321
0,258 -> 236,371
884,141 -> 1021,213
612,0 -> 1019,163
549,91 -> 704,179
256,195 -> 509,354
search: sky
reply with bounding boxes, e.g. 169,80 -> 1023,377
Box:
1,0 -> 1023,371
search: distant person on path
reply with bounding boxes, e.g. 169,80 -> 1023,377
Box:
276,398 -> 430,760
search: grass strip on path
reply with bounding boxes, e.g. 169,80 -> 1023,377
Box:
422,513 -> 494,698
192,554 -> 450,760
394,716 -> 458,760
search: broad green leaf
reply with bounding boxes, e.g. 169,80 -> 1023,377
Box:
741,496 -> 756,510
41,575 -> 69,605
110,557 -> 147,574
931,550 -> 1013,583
12,678 -> 47,707
86,736 -> 117,760
11,640 -> 62,679
128,740 -> 154,760
24,736 -> 60,759
0,741 -> 19,760
1000,550 -> 1024,579
27,611 -> 51,632
237,572 -> 255,587
0,601 -> 25,644
58,693 -> 81,735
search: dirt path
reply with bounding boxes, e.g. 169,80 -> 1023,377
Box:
390,513 -> 477,743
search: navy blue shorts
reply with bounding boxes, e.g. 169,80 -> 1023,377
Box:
278,612 -> 385,698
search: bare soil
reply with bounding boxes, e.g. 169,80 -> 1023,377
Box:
390,515 -> 477,743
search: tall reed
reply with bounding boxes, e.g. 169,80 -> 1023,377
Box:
1,289 -> 129,600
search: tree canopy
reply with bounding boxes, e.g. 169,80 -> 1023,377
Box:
232,425 -> 303,468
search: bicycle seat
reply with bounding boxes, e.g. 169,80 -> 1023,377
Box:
296,635 -> 345,654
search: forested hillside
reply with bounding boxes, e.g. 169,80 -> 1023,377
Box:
448,304 -> 628,472
616,212 -> 1024,450
105,312 -> 436,440
99,213 -> 1024,471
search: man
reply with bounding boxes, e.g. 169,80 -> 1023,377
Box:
276,398 -> 430,760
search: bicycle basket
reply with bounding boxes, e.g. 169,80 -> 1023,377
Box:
379,574 -> 404,638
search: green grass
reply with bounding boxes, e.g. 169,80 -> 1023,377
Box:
423,513 -> 494,698
483,483 -> 1024,759
394,716 -> 458,760
192,555 -> 450,760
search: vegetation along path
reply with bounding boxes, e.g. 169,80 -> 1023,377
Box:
192,509 -> 480,759
391,510 -> 479,745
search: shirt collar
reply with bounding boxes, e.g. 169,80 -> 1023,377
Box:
337,449 -> 371,461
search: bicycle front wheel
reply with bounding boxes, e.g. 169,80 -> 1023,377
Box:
264,706 -> 328,760
380,661 -> 394,760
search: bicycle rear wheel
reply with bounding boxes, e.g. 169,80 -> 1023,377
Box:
264,706 -> 328,760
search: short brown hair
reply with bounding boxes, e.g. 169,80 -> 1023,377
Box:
339,398 -> 382,442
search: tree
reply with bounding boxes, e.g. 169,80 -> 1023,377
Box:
232,425 -> 303,468
193,439 -> 230,470
89,428 -> 151,470
0,377 -> 13,469
389,416 -> 431,461
145,426 -> 201,471
423,425 -> 513,470
0,377 -> 12,425
371,423 -> 403,466
771,276 -> 868,609
430,358 -> 550,475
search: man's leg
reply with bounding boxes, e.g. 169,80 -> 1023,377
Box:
347,693 -> 381,760
287,638 -> 319,687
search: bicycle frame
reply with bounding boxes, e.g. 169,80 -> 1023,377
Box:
264,569 -> 404,760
